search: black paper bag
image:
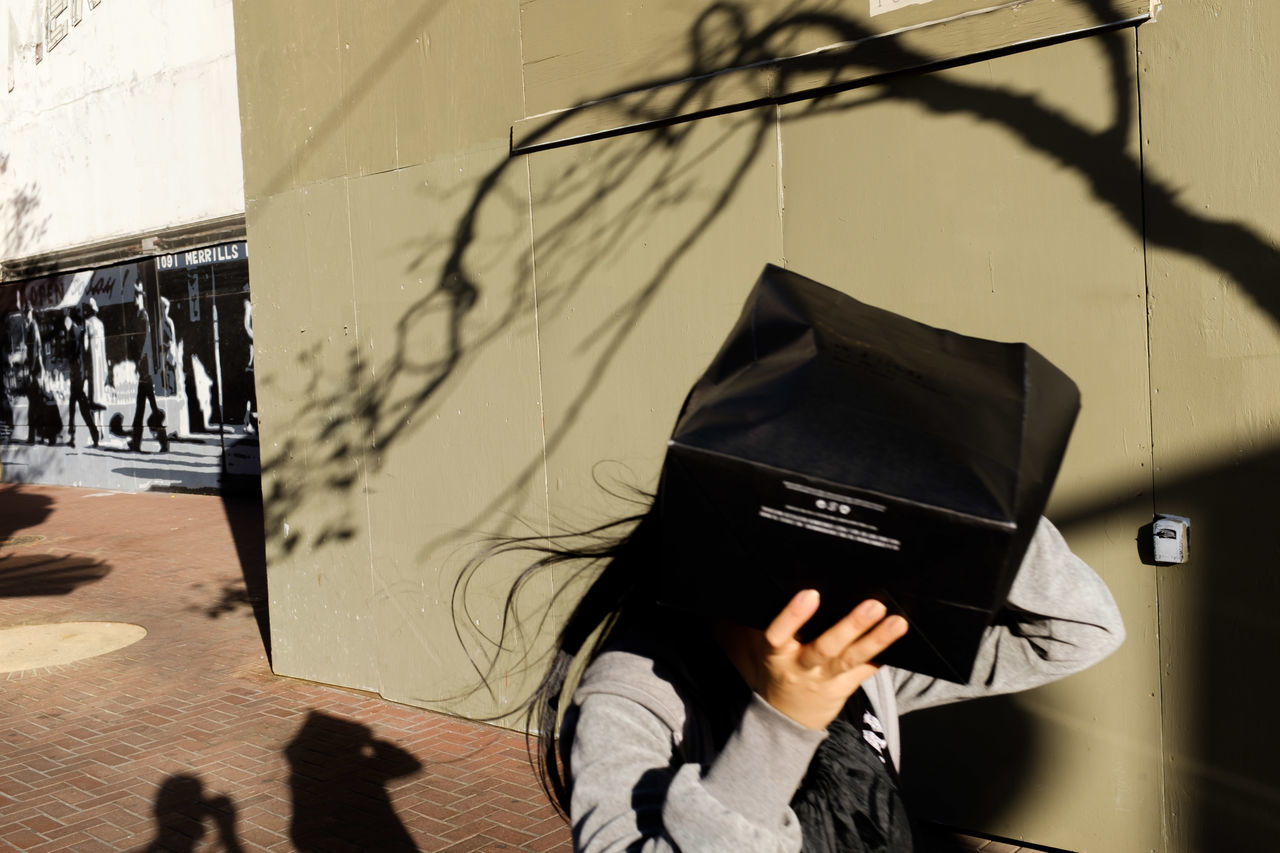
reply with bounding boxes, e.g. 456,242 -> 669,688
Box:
656,264 -> 1079,683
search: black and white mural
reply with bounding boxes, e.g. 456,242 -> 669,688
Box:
0,242 -> 259,493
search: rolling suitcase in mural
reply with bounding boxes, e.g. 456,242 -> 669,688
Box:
30,382 -> 62,445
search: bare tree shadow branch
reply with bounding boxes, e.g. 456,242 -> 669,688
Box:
261,0 -> 1280,588
252,6 -> 1280,842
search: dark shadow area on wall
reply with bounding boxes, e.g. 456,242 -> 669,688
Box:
899,695 -> 1036,832
285,711 -> 423,852
1052,443 -> 1280,847
252,0 -> 1280,846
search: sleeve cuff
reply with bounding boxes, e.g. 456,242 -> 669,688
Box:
701,693 -> 827,826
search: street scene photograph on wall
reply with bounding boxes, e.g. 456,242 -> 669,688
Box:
0,241 -> 258,492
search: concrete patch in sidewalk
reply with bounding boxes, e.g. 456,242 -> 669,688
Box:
0,621 -> 147,674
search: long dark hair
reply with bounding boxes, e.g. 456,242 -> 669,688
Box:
454,496 -> 915,853
451,496 -> 663,817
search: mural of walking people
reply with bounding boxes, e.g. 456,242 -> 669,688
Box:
0,242 -> 259,493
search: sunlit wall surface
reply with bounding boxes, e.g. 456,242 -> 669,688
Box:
0,0 -> 244,260
233,2 -> 1280,850
1,1 -> 252,494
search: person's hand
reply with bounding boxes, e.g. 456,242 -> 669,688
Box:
719,590 -> 908,730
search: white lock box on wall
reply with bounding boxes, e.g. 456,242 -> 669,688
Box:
1152,514 -> 1191,565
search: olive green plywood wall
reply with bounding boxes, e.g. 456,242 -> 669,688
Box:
233,0 -> 545,706
779,33 -> 1160,852
232,0 -> 789,719
233,0 -> 1280,849
1138,3 -> 1280,849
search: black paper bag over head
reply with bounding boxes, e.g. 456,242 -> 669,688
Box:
656,264 -> 1080,683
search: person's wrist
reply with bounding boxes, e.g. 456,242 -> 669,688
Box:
761,690 -> 836,731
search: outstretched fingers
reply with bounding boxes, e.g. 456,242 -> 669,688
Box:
799,599 -> 908,670
764,589 -> 821,649
746,593 -> 911,730
838,610 -> 909,671
810,599 -> 886,657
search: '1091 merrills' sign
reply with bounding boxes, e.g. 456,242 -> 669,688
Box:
157,242 -> 247,272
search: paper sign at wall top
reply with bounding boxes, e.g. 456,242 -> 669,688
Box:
870,0 -> 939,16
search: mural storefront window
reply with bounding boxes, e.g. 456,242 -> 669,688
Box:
0,242 -> 259,493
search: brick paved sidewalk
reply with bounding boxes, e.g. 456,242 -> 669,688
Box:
0,483 -> 572,852
0,483 -> 1049,853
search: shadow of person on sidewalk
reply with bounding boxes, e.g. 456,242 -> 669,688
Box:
0,483 -> 53,542
0,483 -> 110,596
285,710 -> 424,852
138,773 -> 244,853
0,552 -> 110,597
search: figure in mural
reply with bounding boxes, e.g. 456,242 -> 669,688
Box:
158,296 -> 179,397
127,282 -> 169,453
64,305 -> 99,448
0,366 -> 10,432
174,266 -> 217,433
242,286 -> 255,432
83,298 -> 109,408
19,292 -> 59,445
0,308 -> 14,430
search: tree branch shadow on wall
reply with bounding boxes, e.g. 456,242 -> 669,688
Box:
0,152 -> 50,263
255,1 -> 1280,845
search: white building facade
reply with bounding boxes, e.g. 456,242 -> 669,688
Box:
1,0 -> 255,492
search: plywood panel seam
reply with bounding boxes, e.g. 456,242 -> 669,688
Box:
523,154 -> 554,550
773,105 -> 786,268
1134,21 -> 1170,852
512,0 -> 1154,153
333,173 -> 382,694
515,0 -> 530,125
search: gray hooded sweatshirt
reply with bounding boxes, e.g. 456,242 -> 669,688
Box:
566,517 -> 1125,852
